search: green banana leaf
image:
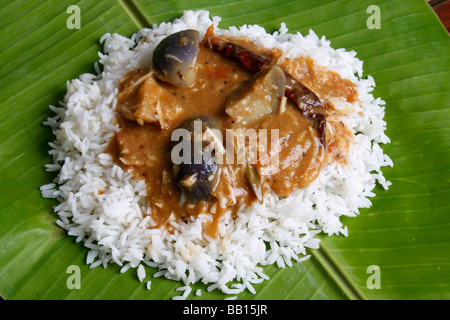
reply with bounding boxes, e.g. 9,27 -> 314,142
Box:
0,0 -> 449,300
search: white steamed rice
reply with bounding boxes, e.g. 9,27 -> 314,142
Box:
41,10 -> 393,298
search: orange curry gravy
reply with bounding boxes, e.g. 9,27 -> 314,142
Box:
107,37 -> 357,238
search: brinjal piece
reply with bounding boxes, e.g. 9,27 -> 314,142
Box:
170,116 -> 222,203
225,65 -> 286,125
152,29 -> 200,87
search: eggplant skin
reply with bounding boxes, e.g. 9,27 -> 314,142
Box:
152,30 -> 200,87
170,116 -> 220,203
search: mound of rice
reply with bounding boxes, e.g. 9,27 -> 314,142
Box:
41,10 -> 392,298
